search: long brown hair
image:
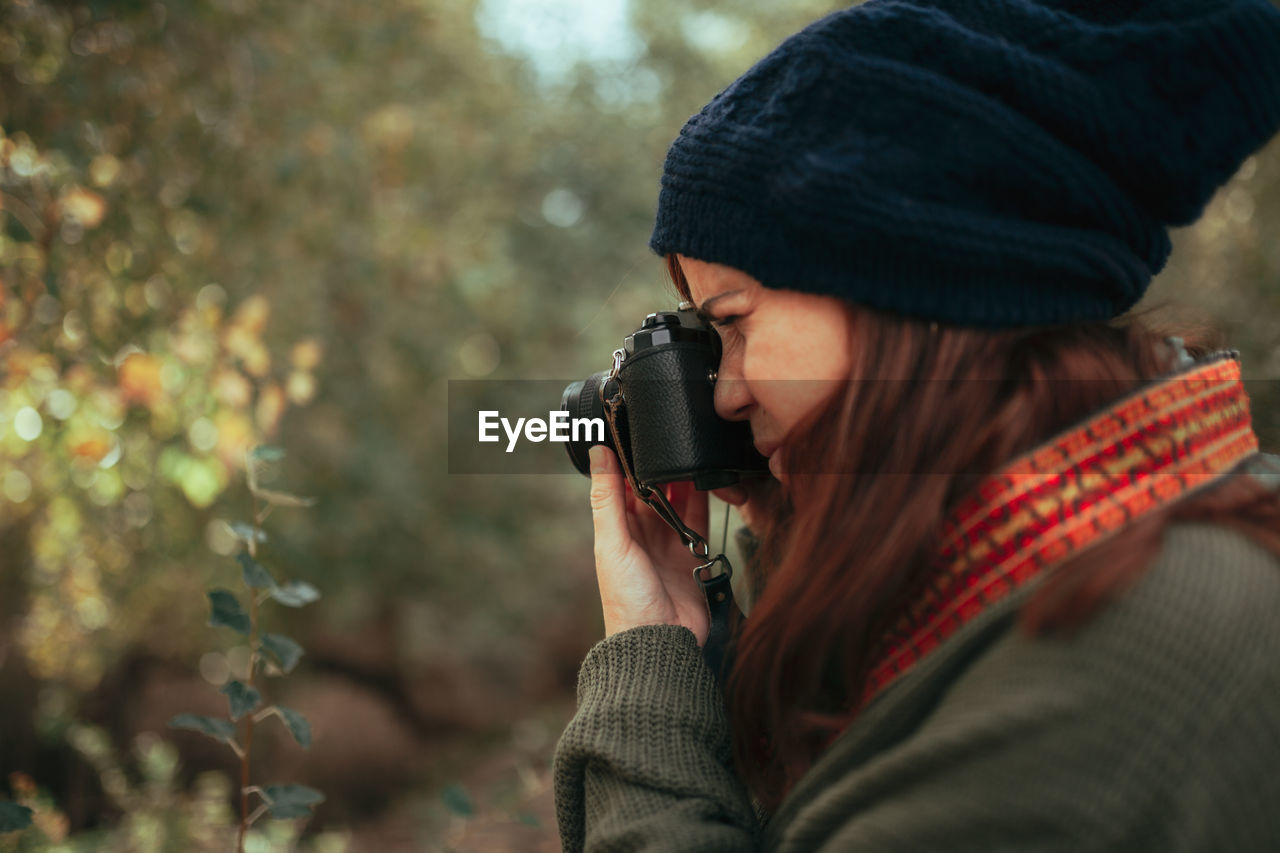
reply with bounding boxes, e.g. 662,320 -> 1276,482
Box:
667,255 -> 1280,810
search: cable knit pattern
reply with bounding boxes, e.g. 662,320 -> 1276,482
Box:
650,0 -> 1280,327
554,624 -> 757,852
554,523 -> 1280,850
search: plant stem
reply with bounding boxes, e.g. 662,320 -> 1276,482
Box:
236,489 -> 264,853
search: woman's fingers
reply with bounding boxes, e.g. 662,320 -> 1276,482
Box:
586,457 -> 713,643
591,457 -> 713,569
589,446 -> 632,565
669,480 -> 710,545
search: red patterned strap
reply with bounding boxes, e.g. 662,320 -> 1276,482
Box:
858,356 -> 1259,710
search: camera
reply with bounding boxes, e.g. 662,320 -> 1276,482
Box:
560,305 -> 768,490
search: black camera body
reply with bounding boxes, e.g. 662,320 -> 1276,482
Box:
560,307 -> 767,490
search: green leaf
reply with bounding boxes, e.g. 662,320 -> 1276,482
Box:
221,680 -> 262,721
167,714 -> 237,744
208,589 -> 250,636
262,784 -> 324,819
440,783 -> 473,818
226,521 -> 267,544
0,801 -> 33,833
276,705 -> 312,749
260,633 -> 304,673
237,552 -> 276,589
270,581 -> 320,608
251,446 -> 286,462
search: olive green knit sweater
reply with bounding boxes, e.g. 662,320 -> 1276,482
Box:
554,517 -> 1280,851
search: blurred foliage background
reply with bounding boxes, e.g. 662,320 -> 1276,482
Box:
0,0 -> 1276,848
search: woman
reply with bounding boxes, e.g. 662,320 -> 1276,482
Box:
554,0 -> 1280,849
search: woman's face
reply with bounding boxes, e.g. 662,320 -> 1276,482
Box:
677,255 -> 853,480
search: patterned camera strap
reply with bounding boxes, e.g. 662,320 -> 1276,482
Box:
857,354 -> 1260,711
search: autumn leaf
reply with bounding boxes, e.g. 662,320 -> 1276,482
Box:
118,353 -> 165,407
60,186 -> 107,229
70,436 -> 112,463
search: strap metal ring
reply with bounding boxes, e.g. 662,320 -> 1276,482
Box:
693,554 -> 732,584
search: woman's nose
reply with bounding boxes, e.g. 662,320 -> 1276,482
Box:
713,352 -> 752,422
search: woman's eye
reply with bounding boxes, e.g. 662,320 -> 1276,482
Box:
711,314 -> 742,329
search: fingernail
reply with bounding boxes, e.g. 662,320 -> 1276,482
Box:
589,446 -> 607,475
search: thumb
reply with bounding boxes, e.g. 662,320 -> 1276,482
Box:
589,446 -> 630,557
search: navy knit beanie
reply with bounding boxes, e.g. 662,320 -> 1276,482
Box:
650,0 -> 1280,327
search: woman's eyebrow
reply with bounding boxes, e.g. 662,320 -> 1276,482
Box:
698,289 -> 745,314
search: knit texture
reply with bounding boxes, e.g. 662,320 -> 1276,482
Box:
553,624 -> 758,851
554,521 -> 1280,850
650,0 -> 1280,327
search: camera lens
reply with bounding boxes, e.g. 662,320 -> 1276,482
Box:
559,371 -> 613,475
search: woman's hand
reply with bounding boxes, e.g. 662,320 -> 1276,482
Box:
589,446 -> 711,646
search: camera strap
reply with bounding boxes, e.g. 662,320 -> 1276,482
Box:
694,555 -> 736,682
603,391 -> 737,682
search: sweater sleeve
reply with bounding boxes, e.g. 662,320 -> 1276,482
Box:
552,624 -> 760,852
